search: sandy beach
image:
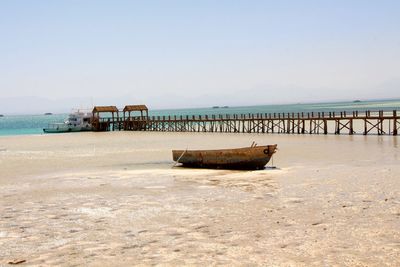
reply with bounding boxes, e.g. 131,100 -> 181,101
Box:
0,132 -> 399,266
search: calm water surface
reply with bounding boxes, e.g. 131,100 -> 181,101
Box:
1,99 -> 399,136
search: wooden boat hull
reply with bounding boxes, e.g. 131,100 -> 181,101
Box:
172,145 -> 277,170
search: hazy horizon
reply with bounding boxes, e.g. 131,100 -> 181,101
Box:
1,96 -> 399,116
1,1 -> 399,114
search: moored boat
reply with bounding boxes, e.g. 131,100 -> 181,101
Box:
43,110 -> 94,133
172,144 -> 277,170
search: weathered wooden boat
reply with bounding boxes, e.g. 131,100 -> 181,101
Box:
172,144 -> 277,170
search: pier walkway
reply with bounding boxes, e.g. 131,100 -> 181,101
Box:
92,106 -> 399,136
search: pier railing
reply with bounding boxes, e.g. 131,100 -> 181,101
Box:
93,110 -> 399,135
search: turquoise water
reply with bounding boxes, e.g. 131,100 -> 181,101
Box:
149,99 -> 400,117
1,99 -> 399,136
0,114 -> 66,136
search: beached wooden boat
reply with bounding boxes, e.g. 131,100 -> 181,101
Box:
172,144 -> 277,170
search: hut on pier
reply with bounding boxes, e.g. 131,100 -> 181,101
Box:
92,106 -> 119,131
123,105 -> 148,130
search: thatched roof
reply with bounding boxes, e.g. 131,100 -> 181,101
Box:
92,106 -> 119,113
123,105 -> 148,112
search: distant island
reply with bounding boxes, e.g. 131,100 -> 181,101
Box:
353,100 -> 362,103
44,113 -> 53,115
0,114 -> 4,117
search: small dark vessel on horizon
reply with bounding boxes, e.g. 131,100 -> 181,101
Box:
212,106 -> 229,109
0,114 -> 4,117
44,112 -> 53,115
172,144 -> 277,170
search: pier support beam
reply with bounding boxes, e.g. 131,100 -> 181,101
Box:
349,119 -> 354,135
364,119 -> 385,135
336,119 -> 354,135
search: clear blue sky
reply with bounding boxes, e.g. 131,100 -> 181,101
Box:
0,0 -> 399,112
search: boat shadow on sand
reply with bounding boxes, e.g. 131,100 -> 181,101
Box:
172,165 -> 280,171
171,165 -> 281,193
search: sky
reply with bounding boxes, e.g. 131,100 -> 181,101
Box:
0,0 -> 399,113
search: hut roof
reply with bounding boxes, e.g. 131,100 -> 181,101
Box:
123,105 -> 148,112
92,106 -> 119,113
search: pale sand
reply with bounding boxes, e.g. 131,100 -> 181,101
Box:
0,132 -> 399,266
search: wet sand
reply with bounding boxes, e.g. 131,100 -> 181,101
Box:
0,132 -> 399,266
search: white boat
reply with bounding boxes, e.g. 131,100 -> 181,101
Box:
43,110 -> 94,133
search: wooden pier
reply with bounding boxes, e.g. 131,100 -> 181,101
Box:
92,106 -> 399,136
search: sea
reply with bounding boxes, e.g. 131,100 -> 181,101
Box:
1,99 -> 399,137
